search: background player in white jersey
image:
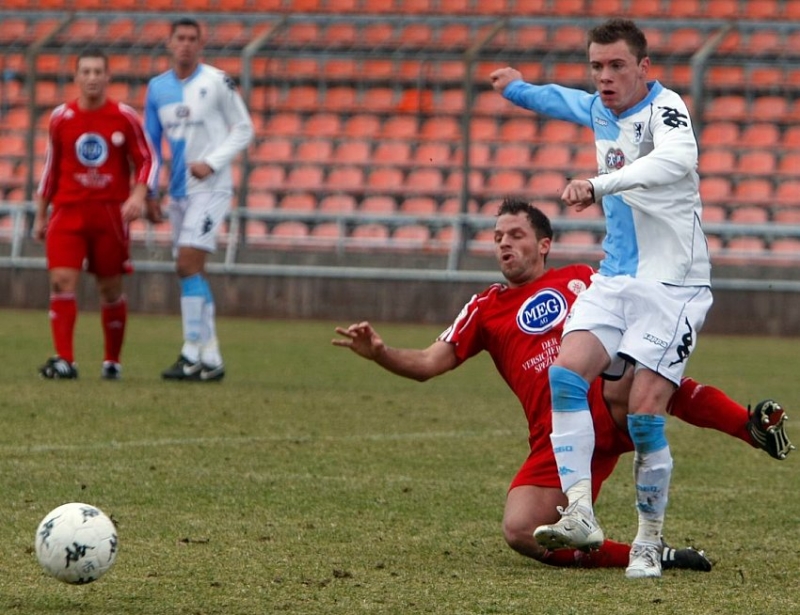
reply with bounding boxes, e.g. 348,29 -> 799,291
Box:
491,19 -> 712,578
145,18 -> 254,382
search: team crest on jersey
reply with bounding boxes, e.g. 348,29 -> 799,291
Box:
516,289 -> 568,335
176,105 -> 190,118
75,132 -> 109,167
605,148 -> 625,169
567,279 -> 587,295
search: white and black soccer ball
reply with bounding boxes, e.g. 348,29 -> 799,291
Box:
34,502 -> 118,584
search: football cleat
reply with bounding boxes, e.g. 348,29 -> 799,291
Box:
661,540 -> 712,572
626,542 -> 663,579
747,400 -> 795,460
161,355 -> 202,380
199,363 -> 225,382
101,361 -> 122,380
534,501 -> 604,552
39,356 -> 78,380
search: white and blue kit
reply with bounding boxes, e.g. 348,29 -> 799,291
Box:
503,79 -> 712,381
503,79 -> 710,287
145,63 -> 253,369
505,78 -> 712,548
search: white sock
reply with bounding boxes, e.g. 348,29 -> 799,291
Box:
633,446 -> 673,545
551,410 -> 595,509
180,295 -> 204,363
200,300 -> 223,367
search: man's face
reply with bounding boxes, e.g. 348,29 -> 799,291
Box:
589,39 -> 649,115
75,57 -> 108,101
493,213 -> 550,287
168,25 -> 203,71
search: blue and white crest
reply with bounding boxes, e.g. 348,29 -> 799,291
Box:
75,132 -> 108,167
516,289 -> 568,334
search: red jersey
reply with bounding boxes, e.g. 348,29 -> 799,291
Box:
440,264 -> 594,431
38,99 -> 157,207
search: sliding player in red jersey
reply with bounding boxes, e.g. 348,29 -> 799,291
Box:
34,47 -> 158,380
333,198 -> 793,571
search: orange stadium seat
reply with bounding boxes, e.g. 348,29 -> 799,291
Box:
252,138 -> 293,163
700,176 -> 732,204
498,118 -> 537,142
539,120 -> 580,144
666,28 -> 704,55
362,88 -> 399,114
445,169 -> 484,193
285,165 -> 325,192
343,114 -> 381,139
587,0 -> 626,16
440,196 -> 478,214
531,144 -> 572,171
367,167 -> 405,192
373,141 -> 411,164
249,165 -> 286,191
380,116 -> 419,140
732,178 -> 773,204
296,139 -> 334,163
405,168 -> 444,192
420,116 -> 460,141
729,206 -> 769,224
351,224 -> 391,243
744,0 -> 781,19
702,0 -> 739,18
697,147 -> 736,175
318,194 -> 357,213
245,192 -> 276,210
701,121 -> 740,147
737,150 -> 777,176
360,195 -> 397,213
271,221 -> 310,240
414,142 -> 452,166
740,123 -> 781,148
278,193 -> 316,212
302,113 -> 341,138
778,152 -> 800,175
485,169 -> 526,194
726,237 -> 766,253
752,96 -> 789,122
702,205 -> 727,222
780,126 -> 800,149
453,143 -> 491,167
333,141 -> 371,165
774,180 -> 800,206
706,66 -> 744,89
393,225 -> 431,243
547,25 -> 588,51
528,171 -> 567,200
743,31 -> 784,57
400,196 -> 437,215
469,117 -> 499,141
326,166 -> 365,191
770,238 -> 800,255
263,112 -> 303,137
494,143 -> 531,168
704,95 -> 747,122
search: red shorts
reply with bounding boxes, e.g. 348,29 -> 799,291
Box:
508,379 -> 633,502
46,201 -> 132,277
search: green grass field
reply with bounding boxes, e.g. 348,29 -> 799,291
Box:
0,308 -> 798,614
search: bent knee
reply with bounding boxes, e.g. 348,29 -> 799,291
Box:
502,521 -> 546,561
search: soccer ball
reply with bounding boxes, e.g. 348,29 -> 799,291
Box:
34,502 -> 118,584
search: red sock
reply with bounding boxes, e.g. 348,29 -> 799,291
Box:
49,293 -> 77,363
101,297 -> 127,363
540,539 -> 630,568
669,377 -> 755,448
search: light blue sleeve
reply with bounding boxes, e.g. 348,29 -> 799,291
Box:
503,80 -> 596,129
144,84 -> 164,164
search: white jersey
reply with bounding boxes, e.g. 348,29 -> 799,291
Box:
144,63 -> 254,198
504,80 -> 710,287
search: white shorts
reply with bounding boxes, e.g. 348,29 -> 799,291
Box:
168,192 -> 231,255
563,274 -> 713,385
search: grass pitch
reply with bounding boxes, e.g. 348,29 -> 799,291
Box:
0,308 -> 798,614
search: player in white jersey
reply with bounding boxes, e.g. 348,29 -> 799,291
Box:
145,18 -> 254,382
491,18 -> 712,579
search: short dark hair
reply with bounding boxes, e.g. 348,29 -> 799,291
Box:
496,198 -> 553,241
171,17 -> 202,37
588,18 -> 648,62
76,47 -> 108,70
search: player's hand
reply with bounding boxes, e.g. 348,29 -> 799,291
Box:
490,67 -> 523,93
189,162 -> 214,180
121,195 -> 146,223
332,321 -> 385,361
32,211 -> 47,241
561,179 -> 596,212
145,197 -> 164,224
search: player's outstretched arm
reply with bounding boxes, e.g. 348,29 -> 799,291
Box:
332,321 -> 458,382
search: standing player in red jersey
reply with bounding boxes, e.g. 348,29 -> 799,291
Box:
33,48 -> 158,380
332,198 -> 793,571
